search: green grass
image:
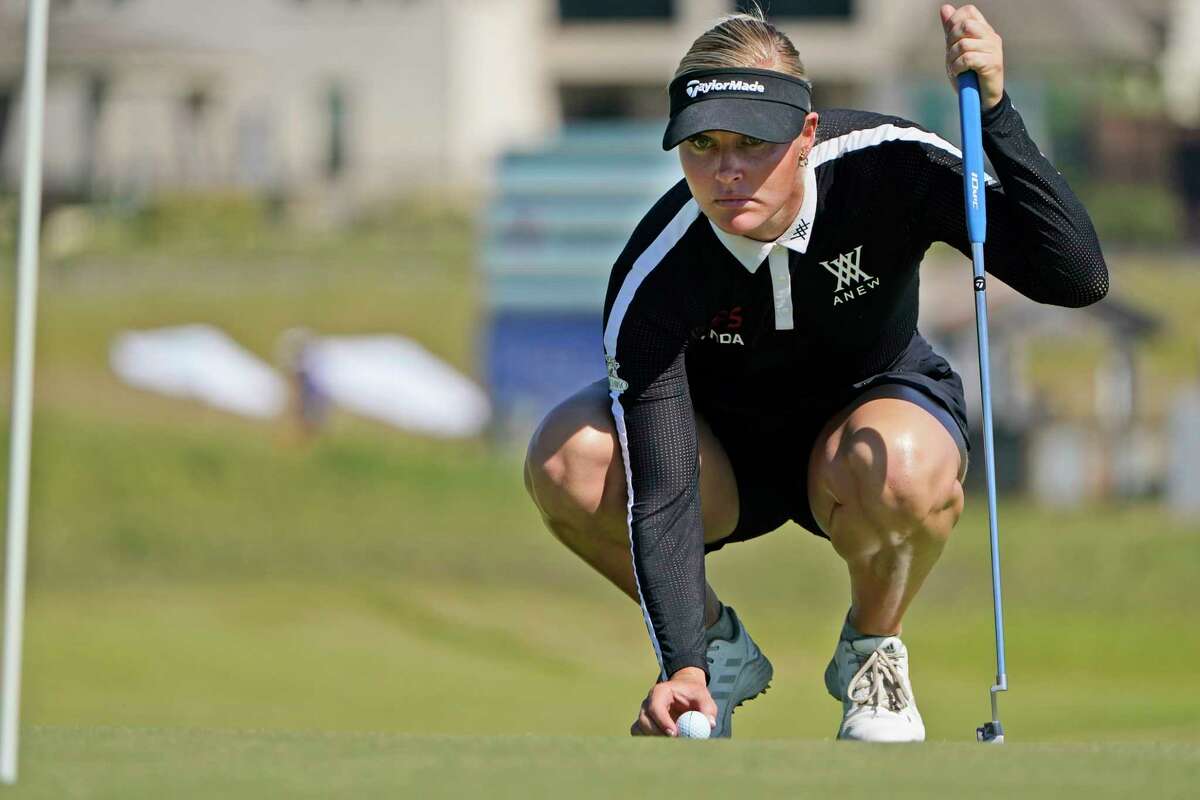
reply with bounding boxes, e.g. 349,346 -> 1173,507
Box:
7,729 -> 1198,799
9,410 -> 1193,794
0,197 -> 1196,794
13,405 -> 1200,746
1026,253 -> 1200,420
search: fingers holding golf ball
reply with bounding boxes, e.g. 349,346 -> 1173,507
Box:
629,667 -> 717,737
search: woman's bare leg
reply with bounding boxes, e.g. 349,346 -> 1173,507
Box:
524,380 -> 740,626
807,386 -> 966,635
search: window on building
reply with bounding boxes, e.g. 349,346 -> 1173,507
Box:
183,87 -> 208,124
559,0 -> 673,21
0,86 -> 11,177
83,75 -> 109,189
326,84 -> 348,178
734,0 -> 853,19
560,85 -> 664,120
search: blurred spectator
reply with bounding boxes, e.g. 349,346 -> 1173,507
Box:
277,327 -> 332,437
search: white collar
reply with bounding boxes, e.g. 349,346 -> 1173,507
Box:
708,165 -> 818,273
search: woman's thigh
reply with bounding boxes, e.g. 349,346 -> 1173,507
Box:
806,384 -> 966,538
529,380 -> 740,545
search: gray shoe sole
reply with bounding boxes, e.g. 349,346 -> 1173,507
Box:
711,650 -> 774,738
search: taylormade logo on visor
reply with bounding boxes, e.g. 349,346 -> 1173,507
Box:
685,78 -> 766,98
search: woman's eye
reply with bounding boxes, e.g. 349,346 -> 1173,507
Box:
741,136 -> 765,147
688,136 -> 714,150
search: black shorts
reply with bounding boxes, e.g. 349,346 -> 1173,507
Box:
700,333 -> 969,553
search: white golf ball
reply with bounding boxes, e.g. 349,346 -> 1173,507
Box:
676,710 -> 712,739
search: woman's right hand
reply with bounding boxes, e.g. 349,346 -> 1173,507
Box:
629,667 -> 717,737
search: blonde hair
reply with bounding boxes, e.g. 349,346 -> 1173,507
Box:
674,4 -> 807,81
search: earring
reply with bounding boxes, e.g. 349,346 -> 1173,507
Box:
799,149 -> 810,167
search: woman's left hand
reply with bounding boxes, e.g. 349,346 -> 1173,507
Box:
940,4 -> 1005,111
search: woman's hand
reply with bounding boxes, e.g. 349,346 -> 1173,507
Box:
629,667 -> 717,737
940,4 -> 1005,111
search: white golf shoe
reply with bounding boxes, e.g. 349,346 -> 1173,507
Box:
824,634 -> 925,742
706,606 -> 773,738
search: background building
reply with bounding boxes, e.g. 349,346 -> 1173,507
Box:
0,0 -> 1172,202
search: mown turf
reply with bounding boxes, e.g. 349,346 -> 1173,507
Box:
18,576 -> 1200,742
9,728 -> 1199,799
4,411 -> 1195,745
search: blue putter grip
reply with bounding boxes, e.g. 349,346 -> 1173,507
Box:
957,71 -> 987,244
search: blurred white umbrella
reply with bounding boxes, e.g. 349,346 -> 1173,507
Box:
110,324 -> 288,419
298,334 -> 490,438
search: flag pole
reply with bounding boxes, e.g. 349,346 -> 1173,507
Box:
2,0 -> 51,784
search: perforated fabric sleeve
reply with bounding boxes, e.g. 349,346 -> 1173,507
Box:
916,92 -> 1109,306
608,306 -> 708,680
602,191 -> 709,679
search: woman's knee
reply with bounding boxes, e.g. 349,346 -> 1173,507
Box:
818,419 -> 964,547
839,431 -> 963,535
524,388 -> 627,532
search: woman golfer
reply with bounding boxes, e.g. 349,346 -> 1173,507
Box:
525,4 -> 1107,741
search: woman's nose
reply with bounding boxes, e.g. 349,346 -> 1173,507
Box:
715,153 -> 742,184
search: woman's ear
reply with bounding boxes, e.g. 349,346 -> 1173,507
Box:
803,111 -> 820,142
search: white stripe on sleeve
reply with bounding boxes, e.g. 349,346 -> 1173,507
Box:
601,196 -> 699,681
603,199 -> 700,356
811,123 -> 997,185
609,392 -> 666,680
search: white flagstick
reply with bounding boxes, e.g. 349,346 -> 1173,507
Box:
2,0 -> 51,784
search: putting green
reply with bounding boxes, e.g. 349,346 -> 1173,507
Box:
8,727 -> 1198,799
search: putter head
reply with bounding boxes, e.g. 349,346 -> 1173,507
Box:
976,721 -> 1005,743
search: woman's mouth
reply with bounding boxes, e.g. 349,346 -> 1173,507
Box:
714,197 -> 753,208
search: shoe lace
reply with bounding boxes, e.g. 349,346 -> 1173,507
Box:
846,647 -> 911,712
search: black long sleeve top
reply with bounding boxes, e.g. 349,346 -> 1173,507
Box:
600,94 -> 1108,679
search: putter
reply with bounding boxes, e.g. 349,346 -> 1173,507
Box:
956,71 -> 1008,744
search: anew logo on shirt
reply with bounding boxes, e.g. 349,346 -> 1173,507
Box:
821,245 -> 880,306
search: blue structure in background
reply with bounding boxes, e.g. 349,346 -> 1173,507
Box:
486,311 -> 603,433
481,123 -> 682,437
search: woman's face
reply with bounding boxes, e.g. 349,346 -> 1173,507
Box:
678,113 -> 818,242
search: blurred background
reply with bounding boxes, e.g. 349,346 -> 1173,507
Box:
0,0 -> 1196,746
